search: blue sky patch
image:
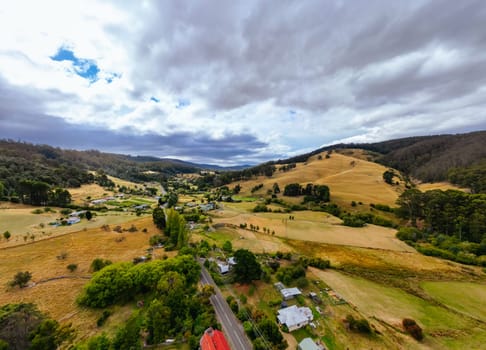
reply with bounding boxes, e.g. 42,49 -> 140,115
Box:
51,47 -> 100,83
150,96 -> 160,103
105,72 -> 121,84
176,98 -> 190,109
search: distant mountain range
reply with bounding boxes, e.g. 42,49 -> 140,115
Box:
1,130 -> 484,194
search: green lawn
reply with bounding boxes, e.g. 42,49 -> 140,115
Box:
421,281 -> 486,322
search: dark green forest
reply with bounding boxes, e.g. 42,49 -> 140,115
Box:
396,189 -> 486,265
0,140 -> 202,199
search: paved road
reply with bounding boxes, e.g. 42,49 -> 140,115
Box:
200,267 -> 252,350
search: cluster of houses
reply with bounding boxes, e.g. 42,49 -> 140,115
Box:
274,282 -> 315,332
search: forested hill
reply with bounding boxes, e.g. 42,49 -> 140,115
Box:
0,140 -> 201,194
274,131 -> 485,190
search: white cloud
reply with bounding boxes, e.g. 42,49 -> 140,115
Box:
0,0 -> 485,164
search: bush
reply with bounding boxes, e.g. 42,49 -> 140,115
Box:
253,204 -> 269,213
346,315 -> 372,334
402,318 -> 423,341
67,264 -> 78,272
90,258 -> 113,272
10,271 -> 32,288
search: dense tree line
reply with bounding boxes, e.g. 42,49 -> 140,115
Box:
0,140 -> 200,196
396,189 -> 486,265
283,183 -> 330,202
75,256 -> 216,348
448,162 -> 486,193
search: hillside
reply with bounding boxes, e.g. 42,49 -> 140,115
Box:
274,130 -> 486,186
0,140 -> 203,196
231,151 -> 404,209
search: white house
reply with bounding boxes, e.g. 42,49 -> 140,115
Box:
280,287 -> 302,300
277,305 -> 313,331
217,262 -> 230,274
298,338 -> 324,350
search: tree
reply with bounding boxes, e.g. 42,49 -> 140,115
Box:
152,207 -> 166,229
48,188 -> 72,206
145,299 -> 171,344
0,303 -> 45,350
283,183 -> 301,196
0,181 -> 4,197
383,170 -> 395,184
402,318 -> 423,341
233,249 -> 262,284
273,183 -> 280,194
3,231 -> 11,241
10,271 -> 32,288
90,258 -> 112,272
111,315 -> 141,350
29,319 -> 74,350
85,210 -> 93,221
222,240 -> 232,253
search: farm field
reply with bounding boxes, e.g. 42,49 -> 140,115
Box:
212,202 -> 413,252
0,205 -> 144,248
69,183 -> 114,205
233,152 -> 404,208
421,281 -> 486,322
311,269 -> 486,349
0,216 -> 158,341
416,182 -> 467,192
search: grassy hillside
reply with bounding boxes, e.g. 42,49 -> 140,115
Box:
0,216 -> 160,341
232,151 -> 404,209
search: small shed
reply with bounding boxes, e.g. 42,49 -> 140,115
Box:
280,287 -> 302,300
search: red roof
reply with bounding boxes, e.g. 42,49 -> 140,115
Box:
200,328 -> 231,350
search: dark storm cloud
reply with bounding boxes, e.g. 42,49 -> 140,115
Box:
0,77 -> 268,164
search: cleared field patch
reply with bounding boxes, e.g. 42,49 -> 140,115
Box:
0,216 -> 156,340
421,281 -> 486,322
417,182 -> 467,192
312,269 -> 486,349
69,183 -> 113,205
233,153 -> 403,208
0,206 -> 144,248
213,207 -> 413,252
193,226 -> 291,253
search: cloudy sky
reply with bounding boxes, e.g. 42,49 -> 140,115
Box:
1,1 -> 485,165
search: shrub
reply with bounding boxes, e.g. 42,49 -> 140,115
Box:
10,271 -> 32,288
67,264 -> 78,272
90,258 -> 113,272
402,318 -> 423,341
346,315 -> 372,334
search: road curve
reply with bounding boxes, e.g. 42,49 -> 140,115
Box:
200,266 -> 252,350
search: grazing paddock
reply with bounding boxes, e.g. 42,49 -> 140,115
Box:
69,183 -> 113,205
233,153 -> 403,208
311,269 -> 486,349
212,208 -> 412,252
421,281 -> 486,322
0,216 -> 156,340
193,226 -> 292,253
0,206 -> 144,248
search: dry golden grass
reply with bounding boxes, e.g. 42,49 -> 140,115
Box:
69,183 -> 113,205
234,153 -> 404,208
0,205 -> 143,248
0,216 -> 157,340
212,203 -> 412,252
417,182 -> 467,192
